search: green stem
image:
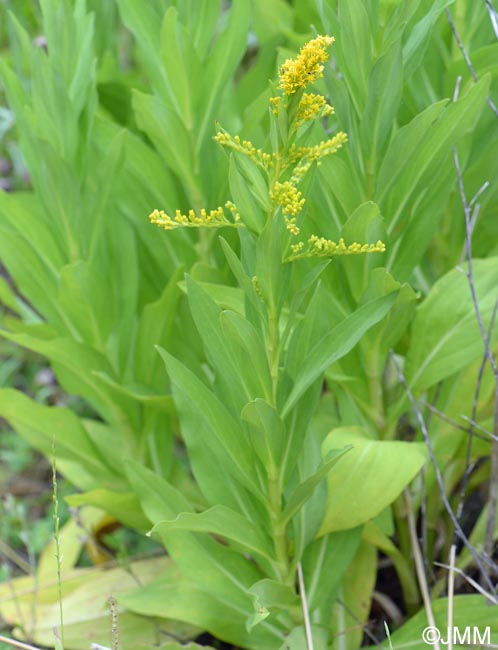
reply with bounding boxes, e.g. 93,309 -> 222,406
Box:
268,310 -> 279,405
269,471 -> 290,582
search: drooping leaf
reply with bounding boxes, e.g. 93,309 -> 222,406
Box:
319,428 -> 426,534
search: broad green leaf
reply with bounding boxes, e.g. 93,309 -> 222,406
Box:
363,521 -> 419,610
247,579 -> 299,631
379,76 -> 490,237
65,489 -> 149,531
151,505 -> 274,562
339,201 -> 387,301
369,596 -> 498,650
0,330 -> 133,428
302,528 -> 363,612
360,41 -> 403,165
178,279 -> 244,314
332,541 -> 377,650
219,237 -> 266,316
278,625 -> 329,650
281,446 -> 351,525
132,90 -> 202,201
196,0 -> 250,152
228,155 -> 266,233
319,428 -> 426,534
242,399 -> 285,472
0,389 -> 120,490
377,99 -> 448,202
126,462 -> 268,615
336,0 -> 373,114
156,349 -> 262,499
405,258 -> 498,392
159,8 -> 200,128
222,312 -> 272,402
0,554 -> 195,650
135,266 -> 183,387
359,268 -> 417,355
57,261 -> 114,350
402,0 -> 454,79
283,292 -> 398,416
177,0 -> 220,58
121,568 -> 285,650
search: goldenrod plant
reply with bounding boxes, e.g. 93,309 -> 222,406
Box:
119,35 -> 425,647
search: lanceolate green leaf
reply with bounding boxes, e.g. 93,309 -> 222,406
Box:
283,292 -> 398,416
151,505 -> 275,562
281,446 -> 351,525
156,347 -> 262,499
405,258 -> 498,392
0,389 -> 121,490
125,462 -> 276,630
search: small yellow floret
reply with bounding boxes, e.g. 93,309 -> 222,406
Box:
279,35 -> 335,95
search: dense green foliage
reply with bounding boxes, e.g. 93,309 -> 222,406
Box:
0,1 -> 497,649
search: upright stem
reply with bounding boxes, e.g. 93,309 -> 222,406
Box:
268,309 -> 280,405
269,471 -> 289,581
266,304 -> 291,580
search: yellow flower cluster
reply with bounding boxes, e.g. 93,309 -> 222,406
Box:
271,181 -> 305,217
149,204 -> 241,231
290,132 -> 348,183
279,35 -> 335,95
296,93 -> 334,124
225,200 -> 241,222
284,217 -> 300,236
269,96 -> 281,116
214,131 -> 273,168
289,236 -> 386,261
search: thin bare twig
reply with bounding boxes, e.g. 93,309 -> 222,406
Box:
484,0 -> 498,39
0,541 -> 32,575
335,597 -> 381,646
422,401 -> 495,442
421,383 -> 442,583
0,636 -> 42,650
297,562 -> 314,650
372,591 -> 404,627
404,489 -> 440,650
391,352 -> 498,592
457,299 -> 498,523
446,8 -> 498,118
447,545 -> 456,650
453,145 -> 498,565
435,561 -> 498,604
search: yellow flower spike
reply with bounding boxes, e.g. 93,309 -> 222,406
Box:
278,35 -> 335,95
149,206 -> 242,231
286,235 -> 387,262
214,130 -> 273,169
